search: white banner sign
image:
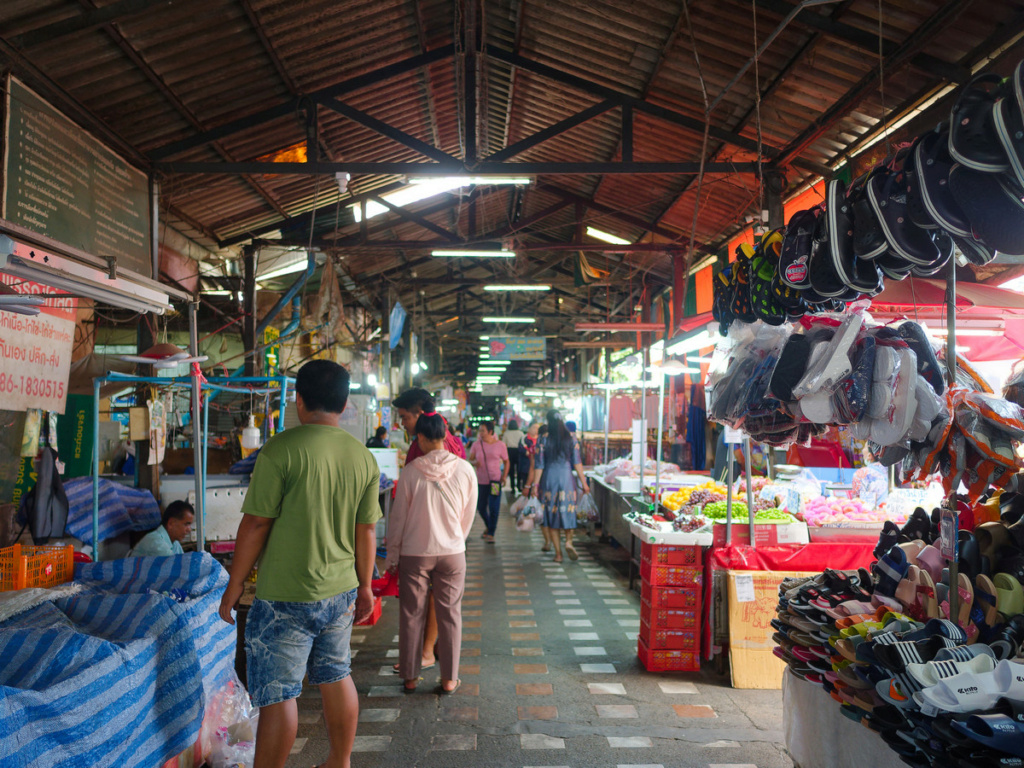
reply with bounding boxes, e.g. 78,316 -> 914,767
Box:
0,273 -> 76,413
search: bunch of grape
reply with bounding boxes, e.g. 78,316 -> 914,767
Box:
635,515 -> 659,530
672,515 -> 707,532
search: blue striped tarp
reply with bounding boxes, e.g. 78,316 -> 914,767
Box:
0,553 -> 235,768
62,478 -> 162,544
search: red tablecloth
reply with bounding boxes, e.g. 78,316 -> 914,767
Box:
708,542 -> 876,572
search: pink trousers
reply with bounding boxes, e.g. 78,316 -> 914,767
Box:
398,552 -> 466,682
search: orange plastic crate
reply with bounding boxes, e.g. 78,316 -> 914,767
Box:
640,560 -> 703,587
638,636 -> 699,672
640,542 -> 701,567
640,597 -> 699,629
640,615 -> 699,649
0,544 -> 74,591
640,581 -> 700,610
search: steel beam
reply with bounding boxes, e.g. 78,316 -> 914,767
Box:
369,195 -> 460,241
153,160 -> 762,175
485,99 -> 618,162
8,0 -> 179,48
317,96 -> 459,164
148,45 -> 456,160
254,238 -> 685,251
754,0 -> 971,85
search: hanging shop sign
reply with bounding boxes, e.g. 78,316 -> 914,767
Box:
488,336 -> 546,361
0,272 -> 76,413
2,76 -> 151,278
263,326 -> 280,375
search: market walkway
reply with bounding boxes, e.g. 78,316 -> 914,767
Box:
285,510 -> 793,768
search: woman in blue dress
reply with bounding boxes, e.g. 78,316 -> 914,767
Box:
527,410 -> 590,562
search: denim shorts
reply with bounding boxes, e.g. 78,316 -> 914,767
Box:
244,588 -> 357,707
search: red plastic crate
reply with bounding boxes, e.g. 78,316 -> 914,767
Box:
356,595 -> 383,626
640,597 -> 699,629
640,615 -> 699,649
640,542 -> 702,567
638,636 -> 700,672
640,559 -> 703,587
640,581 -> 700,610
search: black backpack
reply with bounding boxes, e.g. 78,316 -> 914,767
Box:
17,447 -> 69,544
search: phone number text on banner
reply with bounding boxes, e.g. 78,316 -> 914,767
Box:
0,276 -> 76,413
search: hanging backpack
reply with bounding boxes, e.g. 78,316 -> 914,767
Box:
17,447 -> 69,544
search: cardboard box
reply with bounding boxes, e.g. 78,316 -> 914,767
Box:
726,569 -> 817,689
711,520 -> 809,548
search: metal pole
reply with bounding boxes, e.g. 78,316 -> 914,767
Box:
655,372 -> 665,501
278,374 -> 288,431
945,252 -> 959,626
603,347 -> 611,463
744,435 -> 756,546
92,376 -> 102,560
149,174 -> 160,281
202,395 -> 209,538
725,437 -> 734,545
640,346 -> 649,480
188,300 -> 205,552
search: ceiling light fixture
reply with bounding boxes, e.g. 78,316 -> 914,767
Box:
483,316 -> 535,323
408,175 -> 532,186
575,322 -> 664,333
483,284 -> 551,292
586,226 -> 630,245
431,249 -> 516,258
687,254 -> 718,276
0,238 -> 173,315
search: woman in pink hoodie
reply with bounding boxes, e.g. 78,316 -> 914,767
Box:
386,412 -> 478,694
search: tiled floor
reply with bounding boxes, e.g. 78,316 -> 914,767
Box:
282,502 -> 792,768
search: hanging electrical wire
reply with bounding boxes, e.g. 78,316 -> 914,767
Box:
677,0 -> 711,326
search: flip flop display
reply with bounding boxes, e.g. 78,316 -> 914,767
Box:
773,518 -> 1024,766
706,54 -> 1024,337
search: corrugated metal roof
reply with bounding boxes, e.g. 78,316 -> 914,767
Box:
2,0 -> 1023,376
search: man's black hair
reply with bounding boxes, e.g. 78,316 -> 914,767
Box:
162,499 -> 195,528
508,419 -> 519,431
393,387 -> 435,412
375,426 -> 387,439
415,413 -> 447,442
296,360 -> 350,413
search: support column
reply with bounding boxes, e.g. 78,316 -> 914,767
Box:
242,246 -> 258,377
149,174 -> 160,281
189,300 -> 205,552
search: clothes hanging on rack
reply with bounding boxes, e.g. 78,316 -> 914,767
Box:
608,396 -> 635,431
686,384 -> 707,471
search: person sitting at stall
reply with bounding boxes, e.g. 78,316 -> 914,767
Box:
366,426 -> 389,448
130,500 -> 194,557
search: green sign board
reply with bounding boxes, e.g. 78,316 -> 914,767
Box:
488,336 -> 546,361
3,77 -> 151,278
55,394 -> 95,479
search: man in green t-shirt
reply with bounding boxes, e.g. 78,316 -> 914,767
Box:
219,360 -> 381,768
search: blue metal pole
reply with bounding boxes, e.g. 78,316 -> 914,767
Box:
278,374 -> 288,431
92,377 -> 102,560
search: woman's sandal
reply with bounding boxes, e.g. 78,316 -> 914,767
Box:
436,679 -> 461,695
565,545 -> 578,561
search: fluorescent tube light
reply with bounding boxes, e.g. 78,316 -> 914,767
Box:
523,390 -> 544,396
352,178 -> 465,222
687,254 -> 718,276
483,284 -> 551,291
409,176 -> 531,186
586,226 -> 630,245
441,398 -> 459,405
431,249 -> 516,258
0,245 -> 171,315
349,383 -> 362,390
259,260 -> 311,281
479,335 -> 490,340
666,329 -> 716,355
479,346 -> 490,351
929,328 -> 1002,337
483,316 -> 534,323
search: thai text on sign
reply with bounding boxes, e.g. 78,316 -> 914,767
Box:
0,272 -> 76,413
